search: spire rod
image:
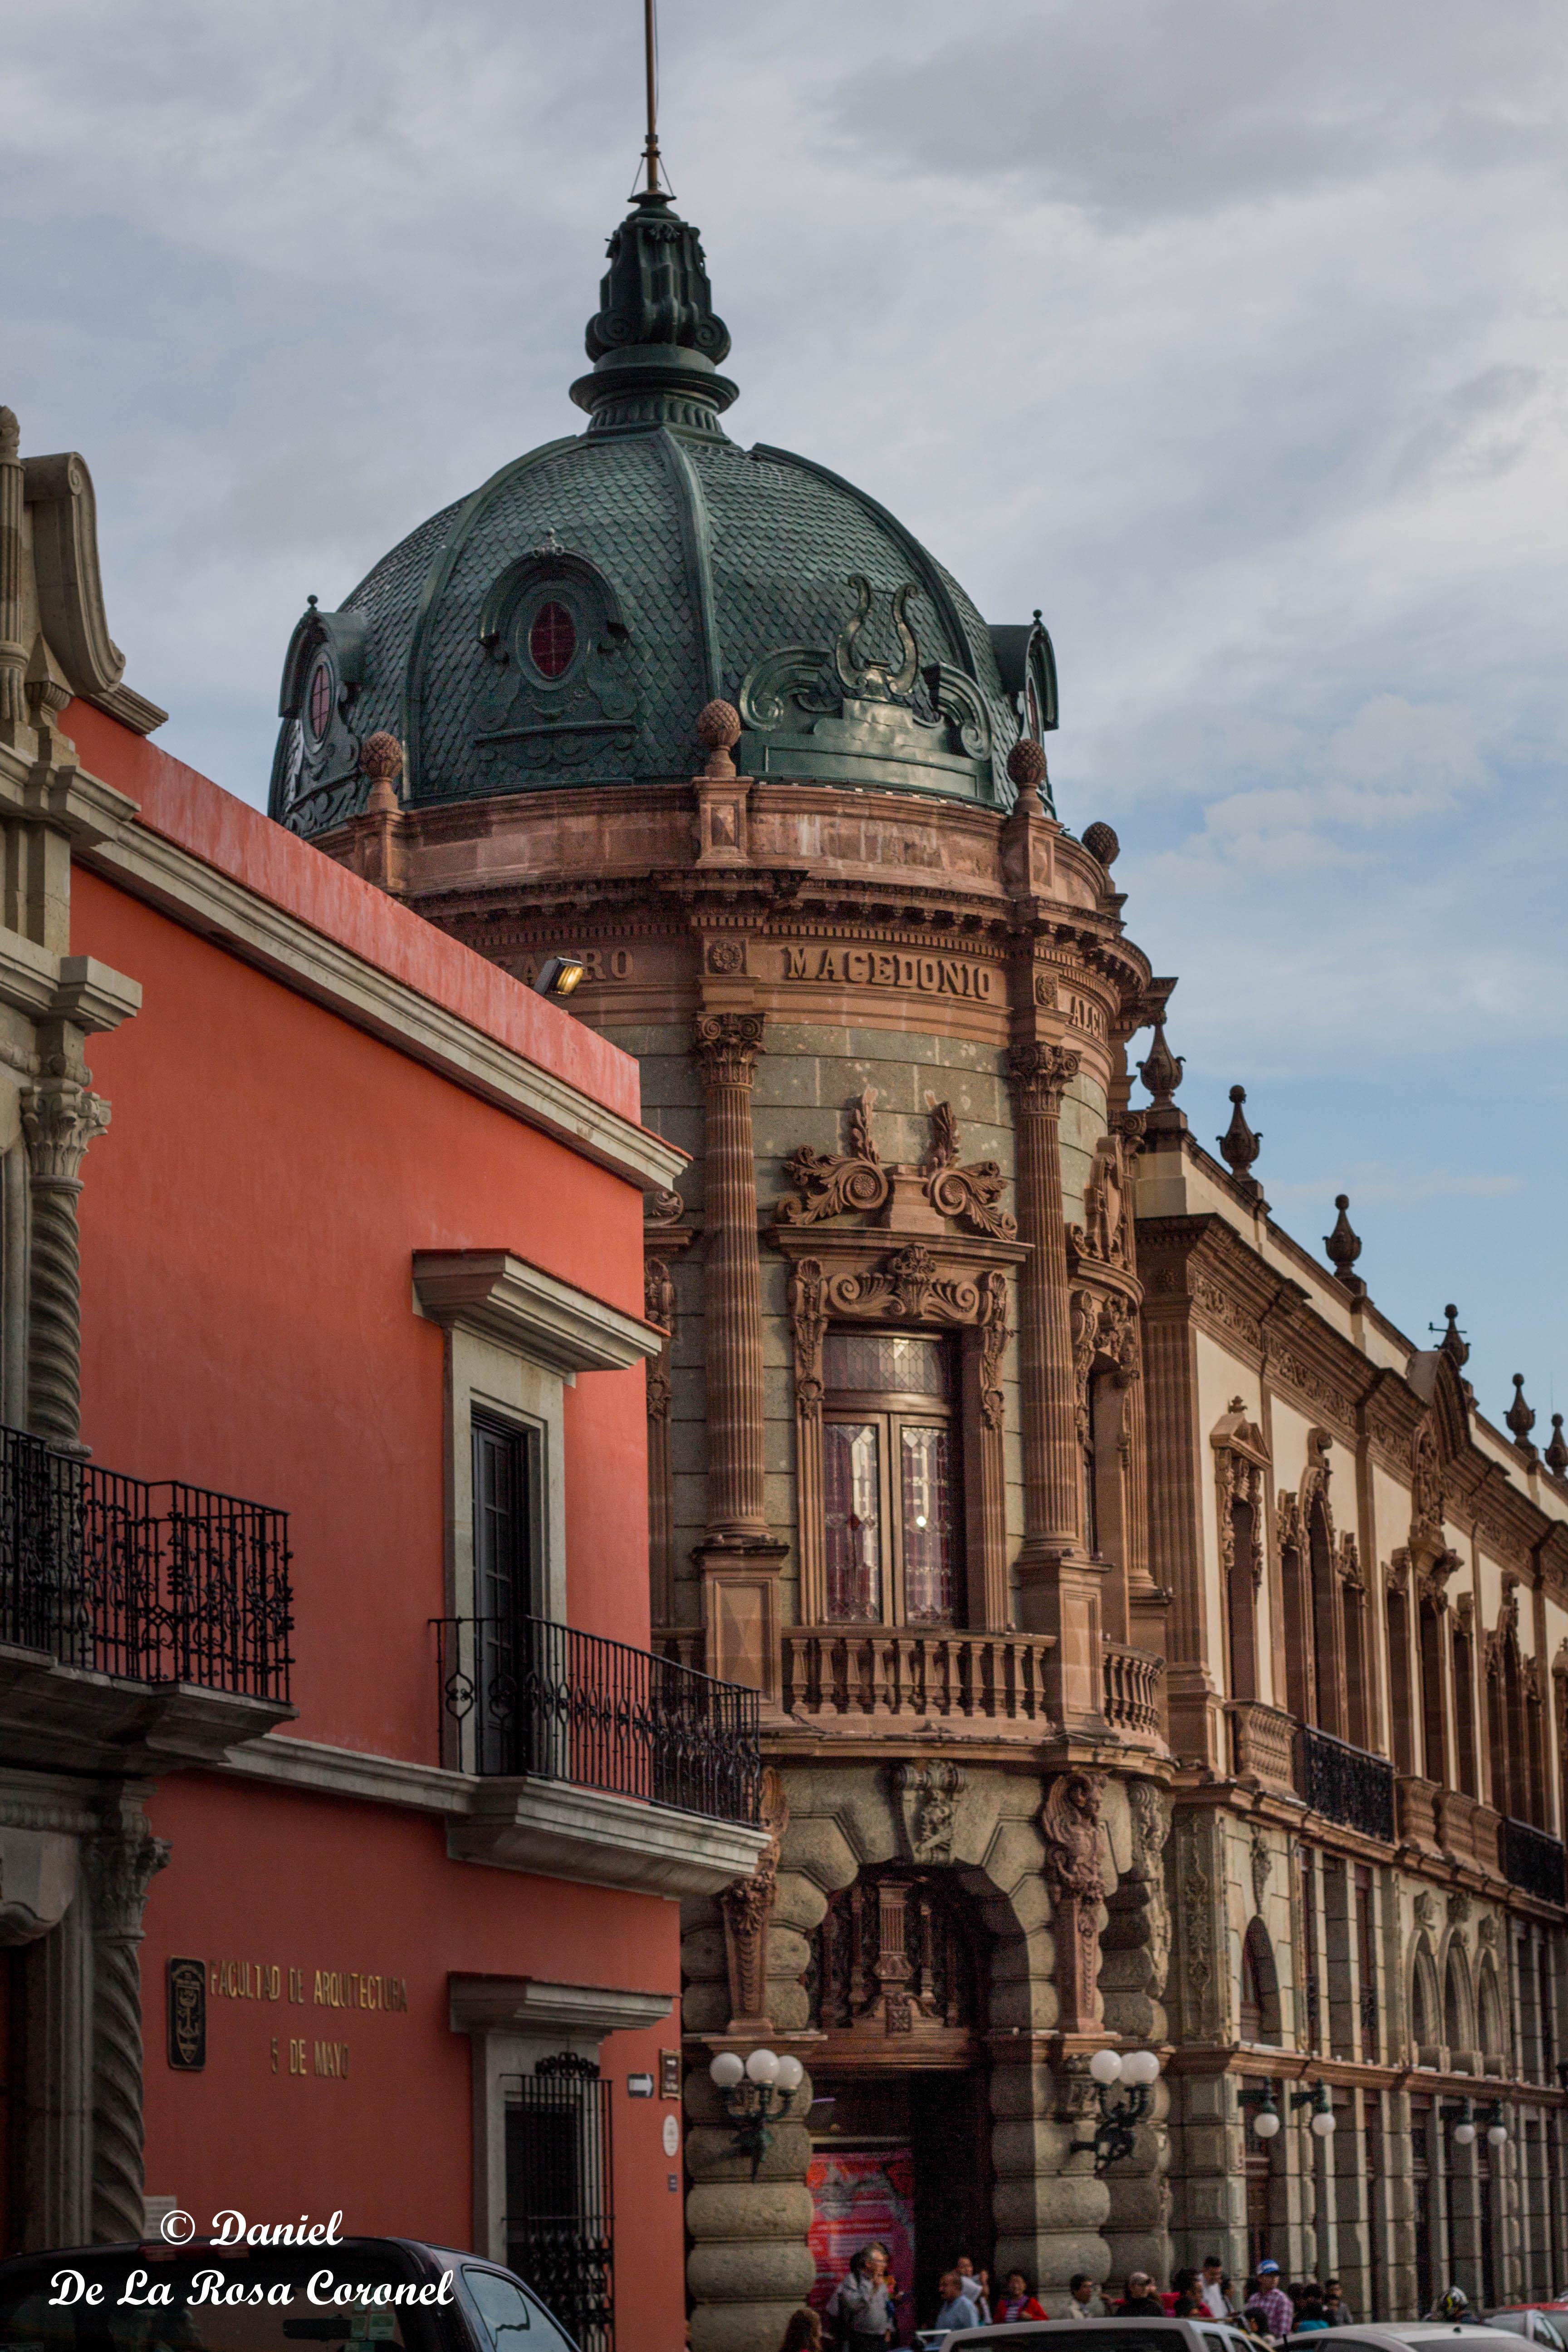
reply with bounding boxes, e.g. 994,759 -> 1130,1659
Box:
637,0 -> 668,197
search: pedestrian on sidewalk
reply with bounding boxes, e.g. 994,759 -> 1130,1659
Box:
1066,2275 -> 1106,2319
1245,2263 -> 1294,2342
1119,2274 -> 1166,2317
1199,2259 -> 1231,2320
825,2248 -> 896,2352
779,2315 -> 823,2352
954,2260 -> 990,2326
933,2273 -> 978,2337
995,2273 -> 1047,2324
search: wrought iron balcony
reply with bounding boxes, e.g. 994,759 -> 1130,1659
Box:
1502,1816 -> 1567,1907
435,1613 -> 761,1827
1296,1720 -> 1396,1844
0,1422 -> 292,1699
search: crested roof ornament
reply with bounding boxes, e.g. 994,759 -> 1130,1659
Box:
1432,1303 -> 1470,1369
1324,1195 -> 1366,1298
1546,1413 -> 1568,1476
1506,1374 -> 1538,1461
1217,1084 -> 1263,1202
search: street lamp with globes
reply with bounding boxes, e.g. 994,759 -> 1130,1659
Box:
1071,2046 -> 1163,2174
709,2048 -> 806,2180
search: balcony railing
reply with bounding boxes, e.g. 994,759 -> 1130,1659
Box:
0,1424 -> 292,1699
434,1614 -> 761,1826
1502,1816 -> 1567,1907
1296,1721 -> 1396,1844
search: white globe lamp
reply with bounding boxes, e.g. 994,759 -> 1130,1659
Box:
709,2051 -> 745,2090
1089,2048 -> 1124,2087
745,2047 -> 780,2086
1311,2107 -> 1336,2138
774,2055 -> 805,2094
1254,2107 -> 1281,2140
1122,2049 -> 1161,2088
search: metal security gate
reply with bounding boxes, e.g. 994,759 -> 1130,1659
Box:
505,2056 -> 614,2352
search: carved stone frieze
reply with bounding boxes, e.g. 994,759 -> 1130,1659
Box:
1040,1769 -> 1106,2034
719,1768 -> 788,2031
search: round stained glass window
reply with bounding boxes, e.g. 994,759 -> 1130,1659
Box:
307,657 -> 334,740
529,601 -> 576,679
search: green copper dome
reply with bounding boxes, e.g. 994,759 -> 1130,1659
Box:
270,193 -> 1057,835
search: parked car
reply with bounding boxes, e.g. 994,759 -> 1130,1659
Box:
1485,2315 -> 1568,2350
925,2320 -> 1263,2352
1284,2332 -> 1532,2352
0,2238 -> 578,2352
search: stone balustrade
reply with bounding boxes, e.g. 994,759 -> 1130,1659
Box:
1227,1698 -> 1297,1793
1102,1640 -> 1164,1740
780,1627 -> 1056,1723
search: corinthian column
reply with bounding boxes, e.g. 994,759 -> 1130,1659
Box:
1006,1041 -> 1107,1727
692,1014 -> 785,1699
85,1820 -> 170,2243
22,1073 -> 110,1447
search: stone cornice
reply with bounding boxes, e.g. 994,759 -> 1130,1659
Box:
412,1248 -> 659,1377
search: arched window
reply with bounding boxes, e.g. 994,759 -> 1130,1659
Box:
1419,1597 -> 1448,1785
1343,1576 -> 1369,1748
1505,1641 -> 1527,1821
1452,1620 -> 1478,1798
1309,1499 -> 1343,1735
1240,1917 -> 1281,2045
1227,1494 -> 1259,1703
1445,1944 -> 1472,2066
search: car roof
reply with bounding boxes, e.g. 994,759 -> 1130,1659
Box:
1289,2333 -> 1534,2349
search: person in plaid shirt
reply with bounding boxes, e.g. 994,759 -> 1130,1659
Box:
1245,2263 -> 1295,2342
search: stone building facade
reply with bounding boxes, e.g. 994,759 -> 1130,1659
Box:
275,180 -> 1568,2343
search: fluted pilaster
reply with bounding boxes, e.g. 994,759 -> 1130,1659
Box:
693,1014 -> 768,1541
1007,1042 -> 1084,1553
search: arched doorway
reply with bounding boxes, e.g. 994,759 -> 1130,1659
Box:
803,1867 -> 992,2332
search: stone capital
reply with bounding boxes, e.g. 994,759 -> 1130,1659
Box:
694,1011 -> 765,1088
21,1075 -> 109,1185
1006,1039 -> 1080,1113
84,1830 -> 170,1942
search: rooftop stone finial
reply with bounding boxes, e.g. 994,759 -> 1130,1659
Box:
1325,1194 -> 1366,1297
570,191 -> 736,439
1507,1374 -> 1538,1460
1217,1085 -> 1263,1197
1137,1019 -> 1183,1111
1546,1413 -> 1568,1476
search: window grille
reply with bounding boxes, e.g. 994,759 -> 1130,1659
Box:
505,2055 -> 615,2352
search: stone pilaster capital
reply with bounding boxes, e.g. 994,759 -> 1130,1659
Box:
694,1011 -> 765,1088
1005,1039 -> 1080,1113
21,1075 -> 110,1184
84,1829 -> 170,1942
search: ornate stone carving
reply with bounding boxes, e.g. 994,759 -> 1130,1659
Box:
1250,1827 -> 1272,1916
897,1759 -> 963,1863
1447,1888 -> 1472,1930
85,1828 -> 170,2244
1068,1131 -> 1137,1272
1413,1888 -> 1440,1931
1411,1421 -> 1445,1560
1040,1770 -> 1106,1902
719,1769 -> 788,2031
1178,1814 -> 1214,2028
706,939 -> 746,975
644,1254 -> 676,1421
1477,1911 -> 1501,1951
645,1188 -> 685,1227
780,1087 -> 888,1223
1040,1770 -> 1105,2034
921,1095 -> 1015,1241
1127,1778 -> 1173,2000
696,698 -> 742,779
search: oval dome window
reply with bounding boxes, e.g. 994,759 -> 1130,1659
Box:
529,601 -> 577,679
307,656 -> 334,740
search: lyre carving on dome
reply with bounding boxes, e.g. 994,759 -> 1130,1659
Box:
835,574 -> 920,703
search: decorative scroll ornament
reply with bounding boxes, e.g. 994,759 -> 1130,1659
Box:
779,1088 -> 1014,1240
645,1188 -> 685,1228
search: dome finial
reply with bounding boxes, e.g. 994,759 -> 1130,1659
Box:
572,10 -> 736,441
635,0 -> 671,201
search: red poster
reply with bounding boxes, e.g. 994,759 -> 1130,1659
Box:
807,2149 -> 917,2341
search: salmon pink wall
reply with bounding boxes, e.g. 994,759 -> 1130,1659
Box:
142,1775 -> 685,2339
73,864 -> 652,1748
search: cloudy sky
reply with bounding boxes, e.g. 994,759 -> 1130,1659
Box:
4,0 -> 1565,1430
